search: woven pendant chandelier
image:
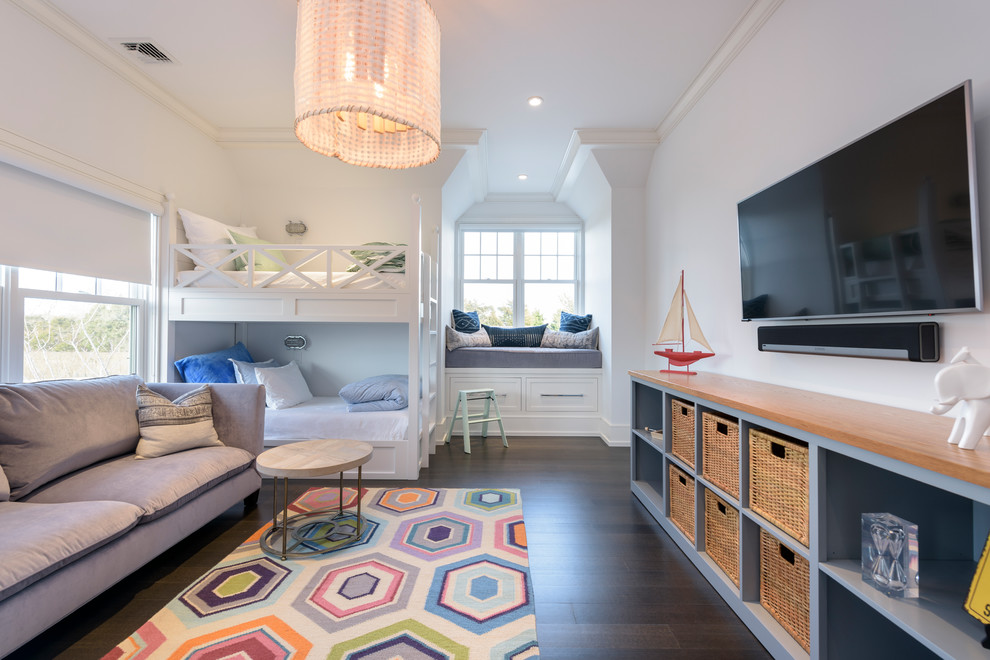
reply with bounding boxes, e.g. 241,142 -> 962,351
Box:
294,0 -> 441,169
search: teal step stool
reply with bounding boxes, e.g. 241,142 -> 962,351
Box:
444,388 -> 508,454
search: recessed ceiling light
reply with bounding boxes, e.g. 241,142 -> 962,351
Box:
527,96 -> 543,107
518,174 -> 529,181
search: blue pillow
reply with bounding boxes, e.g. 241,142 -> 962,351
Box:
451,309 -> 480,333
560,311 -> 592,333
482,324 -> 547,348
174,342 -> 253,383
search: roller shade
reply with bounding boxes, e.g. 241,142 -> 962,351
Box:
0,160 -> 152,284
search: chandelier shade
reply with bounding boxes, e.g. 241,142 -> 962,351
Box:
294,0 -> 441,169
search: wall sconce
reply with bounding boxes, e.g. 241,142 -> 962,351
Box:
285,220 -> 308,237
284,335 -> 308,350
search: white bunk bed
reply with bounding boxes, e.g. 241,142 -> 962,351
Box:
162,204 -> 441,481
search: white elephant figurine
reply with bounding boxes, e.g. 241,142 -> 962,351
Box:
931,347 -> 990,450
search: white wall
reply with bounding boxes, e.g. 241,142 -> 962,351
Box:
646,0 -> 990,412
222,146 -> 459,256
561,156 -> 614,432
0,1 -> 241,225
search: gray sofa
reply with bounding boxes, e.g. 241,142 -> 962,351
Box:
0,375 -> 265,658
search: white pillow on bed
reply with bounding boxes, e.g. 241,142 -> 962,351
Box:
229,358 -> 278,385
178,208 -> 258,271
255,361 -> 313,409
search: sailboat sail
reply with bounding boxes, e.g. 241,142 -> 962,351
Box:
684,293 -> 713,352
656,284 -> 683,344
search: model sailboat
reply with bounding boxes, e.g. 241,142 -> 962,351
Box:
654,270 -> 715,374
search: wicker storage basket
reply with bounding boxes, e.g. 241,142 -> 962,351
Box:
749,428 -> 809,546
668,462 -> 695,542
670,399 -> 696,468
704,489 -> 740,586
760,529 -> 810,652
702,412 -> 740,498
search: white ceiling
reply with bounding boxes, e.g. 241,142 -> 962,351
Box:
44,0 -> 756,196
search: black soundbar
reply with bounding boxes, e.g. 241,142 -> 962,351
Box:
757,322 -> 940,362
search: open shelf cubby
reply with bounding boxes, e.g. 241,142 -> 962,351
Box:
629,370 -> 990,660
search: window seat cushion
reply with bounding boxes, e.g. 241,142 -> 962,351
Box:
445,347 -> 602,369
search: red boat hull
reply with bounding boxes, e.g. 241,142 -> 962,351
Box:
653,349 -> 715,368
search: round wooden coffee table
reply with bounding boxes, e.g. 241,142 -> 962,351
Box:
255,438 -> 373,560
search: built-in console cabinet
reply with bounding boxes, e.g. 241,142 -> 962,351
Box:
629,370 -> 990,660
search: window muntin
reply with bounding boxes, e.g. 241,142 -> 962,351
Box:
3,267 -> 147,383
458,226 -> 581,329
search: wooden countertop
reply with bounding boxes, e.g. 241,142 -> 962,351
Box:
629,370 -> 990,491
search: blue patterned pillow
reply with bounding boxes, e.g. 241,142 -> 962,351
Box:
559,311 -> 592,333
482,324 -> 547,348
451,309 -> 480,333
174,342 -> 253,383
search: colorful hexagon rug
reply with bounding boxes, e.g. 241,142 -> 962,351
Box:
102,487 -> 539,660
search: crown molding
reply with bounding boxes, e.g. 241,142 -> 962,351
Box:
551,128 -> 660,199
656,0 -> 785,141
9,0 -> 219,141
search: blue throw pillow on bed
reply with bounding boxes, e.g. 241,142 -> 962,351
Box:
482,324 -> 547,348
451,309 -> 480,333
559,311 -> 592,333
174,342 -> 253,383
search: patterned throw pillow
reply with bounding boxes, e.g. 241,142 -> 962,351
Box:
445,326 -> 492,350
135,384 -> 222,459
451,309 -> 481,333
541,327 -> 599,349
482,324 -> 547,348
559,311 -> 592,333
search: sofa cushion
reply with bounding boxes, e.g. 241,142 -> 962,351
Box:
23,446 -> 255,523
0,500 -> 143,601
0,375 -> 142,500
135,384 -> 222,458
0,465 -> 8,502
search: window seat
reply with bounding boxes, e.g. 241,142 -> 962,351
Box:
444,347 -> 602,369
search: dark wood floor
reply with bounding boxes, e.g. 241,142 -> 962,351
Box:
9,436 -> 770,660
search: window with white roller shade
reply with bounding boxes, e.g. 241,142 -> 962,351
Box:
0,161 -> 152,284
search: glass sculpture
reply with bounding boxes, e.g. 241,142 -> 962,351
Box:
861,512 -> 919,598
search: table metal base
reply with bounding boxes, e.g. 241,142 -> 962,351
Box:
260,466 -> 364,560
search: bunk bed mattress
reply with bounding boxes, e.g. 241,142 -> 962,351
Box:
263,396 -> 408,442
175,270 -> 404,290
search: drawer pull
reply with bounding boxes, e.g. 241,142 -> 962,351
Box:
540,393 -> 585,397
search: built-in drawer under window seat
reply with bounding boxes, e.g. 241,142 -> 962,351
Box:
443,347 -> 602,438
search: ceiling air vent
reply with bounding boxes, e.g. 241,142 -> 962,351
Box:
119,41 -> 173,64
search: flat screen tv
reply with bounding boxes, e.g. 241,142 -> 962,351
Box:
737,81 -> 982,321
